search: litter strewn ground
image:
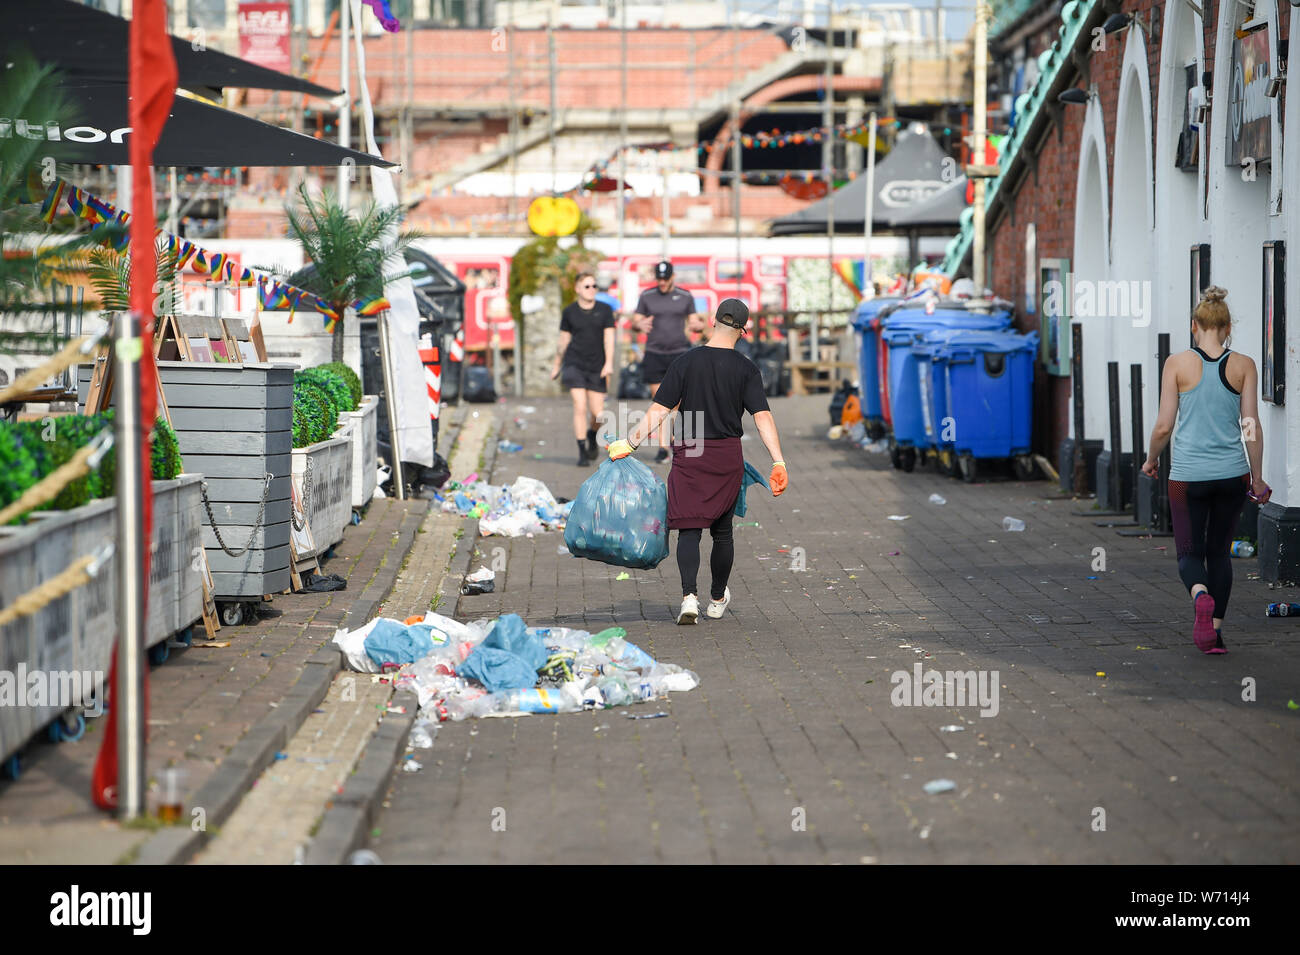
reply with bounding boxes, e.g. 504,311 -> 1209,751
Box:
333,612 -> 699,729
433,474 -> 573,537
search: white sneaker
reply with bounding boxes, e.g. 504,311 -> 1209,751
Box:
706,587 -> 731,619
677,594 -> 699,625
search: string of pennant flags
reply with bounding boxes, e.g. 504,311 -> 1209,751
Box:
27,175 -> 388,332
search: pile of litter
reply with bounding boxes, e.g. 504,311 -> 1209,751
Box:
434,474 -> 573,537
334,612 -> 699,721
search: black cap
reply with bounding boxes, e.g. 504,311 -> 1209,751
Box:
715,298 -> 749,329
655,261 -> 673,280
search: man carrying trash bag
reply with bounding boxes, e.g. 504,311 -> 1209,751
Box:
608,298 -> 788,624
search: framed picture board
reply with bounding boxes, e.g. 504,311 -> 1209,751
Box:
1263,240 -> 1285,405
1039,257 -> 1070,376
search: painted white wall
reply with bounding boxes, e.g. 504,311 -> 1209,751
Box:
1207,2 -> 1284,494
1072,97 -> 1111,445
1109,23 -> 1156,453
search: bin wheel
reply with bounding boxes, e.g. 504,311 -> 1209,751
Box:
1013,455 -> 1037,481
867,420 -> 886,442
148,641 -> 170,666
174,627 -> 194,648
352,510 -> 362,526
939,450 -> 961,478
889,442 -> 903,470
2,754 -> 19,780
900,448 -> 917,473
959,455 -> 978,483
219,601 -> 246,628
48,713 -> 86,744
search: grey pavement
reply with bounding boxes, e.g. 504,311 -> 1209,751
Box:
368,393 -> 1300,864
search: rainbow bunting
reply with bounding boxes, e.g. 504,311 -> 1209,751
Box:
354,296 -> 389,316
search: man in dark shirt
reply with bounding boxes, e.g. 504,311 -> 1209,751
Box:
608,298 -> 788,625
634,261 -> 705,462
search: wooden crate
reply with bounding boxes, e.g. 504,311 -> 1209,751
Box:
78,361 -> 294,599
339,394 -> 379,508
291,427 -> 354,558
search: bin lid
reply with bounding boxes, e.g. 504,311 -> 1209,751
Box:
885,312 -> 1014,334
939,329 -> 1040,359
852,297 -> 903,330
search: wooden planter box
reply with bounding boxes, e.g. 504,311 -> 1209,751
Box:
339,394 -> 378,509
291,427 -> 353,558
79,361 -> 294,599
0,479 -> 199,765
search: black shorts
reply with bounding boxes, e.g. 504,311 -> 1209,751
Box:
561,365 -> 607,393
642,349 -> 687,385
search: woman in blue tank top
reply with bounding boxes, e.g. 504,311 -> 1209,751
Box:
1142,287 -> 1271,654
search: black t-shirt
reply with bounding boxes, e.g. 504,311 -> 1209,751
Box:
635,286 -> 696,354
652,347 -> 770,439
560,301 -> 615,370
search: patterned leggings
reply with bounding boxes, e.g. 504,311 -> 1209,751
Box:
1168,475 -> 1248,620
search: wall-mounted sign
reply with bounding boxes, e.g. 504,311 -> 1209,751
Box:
238,2 -> 292,75
1226,25 -> 1272,167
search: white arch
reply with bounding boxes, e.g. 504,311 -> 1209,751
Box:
1072,98 -> 1110,445
1112,24 -> 1154,235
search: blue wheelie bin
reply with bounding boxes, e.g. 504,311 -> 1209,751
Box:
878,307 -> 1013,472
940,329 -> 1038,482
851,297 -> 899,440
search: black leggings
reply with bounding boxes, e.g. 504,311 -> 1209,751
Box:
1168,475 -> 1248,620
676,500 -> 736,600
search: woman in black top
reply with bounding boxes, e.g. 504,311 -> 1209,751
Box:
552,272 -> 616,465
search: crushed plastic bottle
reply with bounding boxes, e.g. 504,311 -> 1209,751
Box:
929,494 -> 946,505
1002,516 -> 1026,532
1230,540 -> 1255,557
408,720 -> 438,749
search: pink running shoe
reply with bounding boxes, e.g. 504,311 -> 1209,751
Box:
1193,593 -> 1217,653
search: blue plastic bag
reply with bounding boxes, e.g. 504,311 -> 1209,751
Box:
481,613 -> 548,672
363,618 -> 435,667
458,647 -> 539,693
564,457 -> 669,569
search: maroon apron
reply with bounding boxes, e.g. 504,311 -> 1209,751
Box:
667,437 -> 743,529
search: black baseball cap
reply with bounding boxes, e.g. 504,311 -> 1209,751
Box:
716,298 -> 750,329
655,261 -> 673,280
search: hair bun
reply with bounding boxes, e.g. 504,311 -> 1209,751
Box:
1201,286 -> 1228,304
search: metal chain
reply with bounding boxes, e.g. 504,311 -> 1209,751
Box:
200,473 -> 273,558
292,457 -> 314,532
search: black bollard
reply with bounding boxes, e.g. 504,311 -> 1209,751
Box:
1156,334 -> 1172,533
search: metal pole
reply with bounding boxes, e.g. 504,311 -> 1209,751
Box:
507,0 -> 517,223
548,10 -> 557,195
114,311 -> 146,820
377,313 -> 406,499
971,0 -> 987,292
825,2 -> 836,327
167,167 -> 178,235
662,166 -> 670,260
732,1 -> 742,292
1156,334 -> 1172,531
339,0 -> 351,206
616,0 -> 628,392
1107,361 -> 1122,510
1130,363 -> 1145,520
863,112 -> 877,291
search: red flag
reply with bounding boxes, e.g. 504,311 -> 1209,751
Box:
93,0 -> 177,811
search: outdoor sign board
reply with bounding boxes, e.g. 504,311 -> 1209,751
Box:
1226,25 -> 1271,167
238,2 -> 292,75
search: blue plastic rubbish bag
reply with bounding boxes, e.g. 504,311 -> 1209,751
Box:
564,457 -> 669,569
363,618 -> 436,667
481,613 -> 548,672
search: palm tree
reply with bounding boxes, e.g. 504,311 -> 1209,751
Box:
0,49 -> 105,320
275,184 -> 423,364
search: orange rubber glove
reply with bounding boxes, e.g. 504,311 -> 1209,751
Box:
770,461 -> 788,496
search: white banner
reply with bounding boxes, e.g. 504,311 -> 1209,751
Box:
349,0 -> 432,468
